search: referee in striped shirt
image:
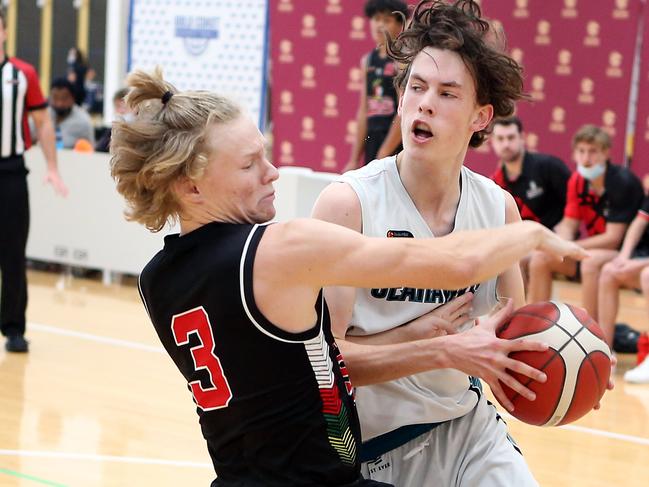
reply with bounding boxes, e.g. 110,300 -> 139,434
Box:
0,9 -> 67,352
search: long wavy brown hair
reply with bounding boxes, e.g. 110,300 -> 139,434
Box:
388,0 -> 527,147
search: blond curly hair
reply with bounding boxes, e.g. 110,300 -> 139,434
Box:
110,67 -> 241,232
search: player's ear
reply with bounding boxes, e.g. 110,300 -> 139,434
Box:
471,104 -> 494,132
173,176 -> 202,205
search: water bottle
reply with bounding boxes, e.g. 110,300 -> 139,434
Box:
55,126 -> 64,150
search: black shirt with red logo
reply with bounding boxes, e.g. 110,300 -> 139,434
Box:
491,151 -> 571,229
564,162 -> 644,236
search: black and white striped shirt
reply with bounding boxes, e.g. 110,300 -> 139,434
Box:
0,57 -> 47,160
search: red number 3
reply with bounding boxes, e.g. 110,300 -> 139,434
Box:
171,307 -> 233,410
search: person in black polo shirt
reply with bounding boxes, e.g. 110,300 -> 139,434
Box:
528,125 -> 644,322
491,116 -> 571,229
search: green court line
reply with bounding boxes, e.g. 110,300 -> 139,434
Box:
0,467 -> 68,487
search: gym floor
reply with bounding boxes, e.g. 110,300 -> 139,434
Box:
0,270 -> 647,486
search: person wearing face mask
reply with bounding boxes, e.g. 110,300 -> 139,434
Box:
48,77 -> 95,149
528,124 -> 644,323
95,87 -> 131,153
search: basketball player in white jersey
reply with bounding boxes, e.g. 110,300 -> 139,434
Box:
313,1 -> 572,485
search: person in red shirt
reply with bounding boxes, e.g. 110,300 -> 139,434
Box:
528,125 -> 643,321
0,9 -> 67,353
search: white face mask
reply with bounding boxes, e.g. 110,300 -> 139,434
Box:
577,163 -> 606,181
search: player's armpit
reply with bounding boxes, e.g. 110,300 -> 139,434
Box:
323,286 -> 356,340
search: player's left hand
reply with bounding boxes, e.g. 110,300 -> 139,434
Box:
593,354 -> 616,410
45,168 -> 69,197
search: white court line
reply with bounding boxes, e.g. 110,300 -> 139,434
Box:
28,322 -> 165,354
26,322 -> 649,452
0,449 -> 211,468
502,412 -> 649,446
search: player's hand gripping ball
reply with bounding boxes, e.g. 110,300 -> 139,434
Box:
496,301 -> 611,426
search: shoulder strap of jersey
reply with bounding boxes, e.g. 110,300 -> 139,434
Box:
239,223 -> 322,343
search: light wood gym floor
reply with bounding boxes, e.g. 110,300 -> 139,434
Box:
0,270 -> 647,486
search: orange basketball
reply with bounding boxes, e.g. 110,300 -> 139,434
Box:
496,301 -> 611,426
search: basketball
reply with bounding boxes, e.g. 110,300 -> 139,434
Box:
496,301 -> 611,427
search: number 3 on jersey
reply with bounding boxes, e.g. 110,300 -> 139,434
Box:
172,307 -> 233,410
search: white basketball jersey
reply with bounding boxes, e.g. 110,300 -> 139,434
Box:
339,155 -> 506,440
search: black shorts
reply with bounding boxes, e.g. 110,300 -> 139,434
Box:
632,246 -> 649,259
563,260 -> 581,282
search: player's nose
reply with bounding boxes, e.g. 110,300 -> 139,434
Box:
418,95 -> 436,117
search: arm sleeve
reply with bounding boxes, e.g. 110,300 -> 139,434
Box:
22,62 -> 47,111
607,173 -> 644,223
639,195 -> 649,221
548,157 -> 571,208
564,172 -> 581,219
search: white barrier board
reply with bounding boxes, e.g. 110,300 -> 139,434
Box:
25,149 -> 337,277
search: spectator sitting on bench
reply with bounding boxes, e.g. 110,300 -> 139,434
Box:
527,125 -> 643,320
49,77 -> 94,149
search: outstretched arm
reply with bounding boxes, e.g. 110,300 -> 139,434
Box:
305,182 -> 585,293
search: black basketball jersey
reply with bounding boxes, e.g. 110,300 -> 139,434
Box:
365,48 -> 398,135
491,151 -> 571,229
138,222 -> 365,486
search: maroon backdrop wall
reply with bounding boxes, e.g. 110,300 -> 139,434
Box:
470,0 -> 642,176
271,0 -> 642,176
632,2 -> 649,180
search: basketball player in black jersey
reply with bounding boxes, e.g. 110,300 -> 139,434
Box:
345,0 -> 408,171
110,68 -> 585,486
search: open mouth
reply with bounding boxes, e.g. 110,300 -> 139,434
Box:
412,121 -> 433,142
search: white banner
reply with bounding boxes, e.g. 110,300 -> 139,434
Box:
128,0 -> 269,127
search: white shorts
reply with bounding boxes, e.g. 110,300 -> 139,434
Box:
360,396 -> 538,487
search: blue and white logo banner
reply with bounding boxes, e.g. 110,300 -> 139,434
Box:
128,0 -> 268,127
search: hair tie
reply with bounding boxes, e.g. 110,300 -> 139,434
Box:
161,91 -> 174,105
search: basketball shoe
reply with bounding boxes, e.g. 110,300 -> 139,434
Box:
624,356 -> 649,384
